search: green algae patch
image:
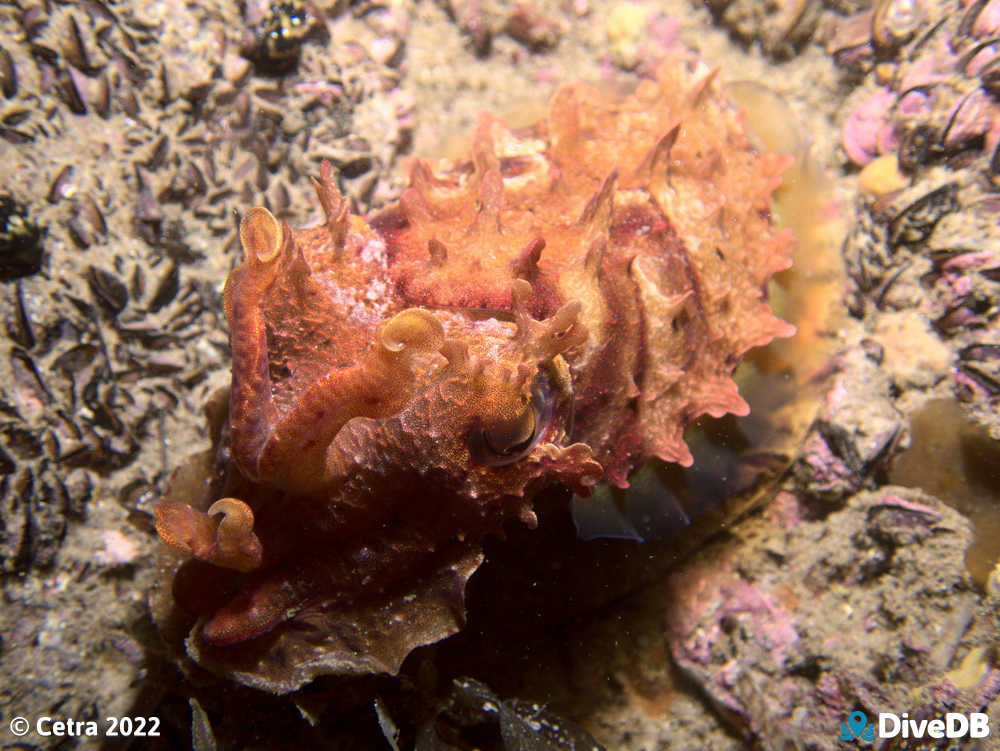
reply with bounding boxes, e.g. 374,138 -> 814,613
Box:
890,399 -> 1000,589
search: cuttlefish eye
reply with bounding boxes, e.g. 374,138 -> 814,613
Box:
468,372 -> 557,467
483,402 -> 536,458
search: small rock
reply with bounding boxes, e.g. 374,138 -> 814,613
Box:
505,3 -> 561,51
95,530 -> 140,567
221,52 -> 252,85
858,154 -> 908,196
606,3 -> 652,69
872,311 -> 952,389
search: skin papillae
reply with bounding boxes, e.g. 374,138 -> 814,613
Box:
153,60 -> 794,691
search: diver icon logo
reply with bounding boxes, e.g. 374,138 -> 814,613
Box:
840,711 -> 876,742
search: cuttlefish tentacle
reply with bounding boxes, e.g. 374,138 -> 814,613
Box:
155,498 -> 262,573
254,307 -> 446,494
200,526 -> 441,646
310,159 -> 350,249
225,206 -> 447,494
511,279 -> 588,361
225,207 -> 287,478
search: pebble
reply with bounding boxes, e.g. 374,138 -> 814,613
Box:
606,3 -> 652,68
858,153 -> 908,196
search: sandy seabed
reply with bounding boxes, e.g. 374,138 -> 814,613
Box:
1,0 -> 999,748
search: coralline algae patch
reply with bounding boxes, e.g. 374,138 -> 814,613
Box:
891,398 -> 1000,589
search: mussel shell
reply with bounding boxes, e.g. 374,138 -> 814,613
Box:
960,344 -> 1000,362
8,282 -> 35,349
147,263 -> 179,312
21,5 -> 48,38
897,123 -> 941,173
0,48 -> 16,99
79,195 -> 107,237
990,138 -> 1000,178
960,0 -> 1000,37
959,0 -> 992,37
0,445 -> 14,476
119,86 -> 139,118
887,182 -> 959,247
58,69 -> 87,115
66,216 -> 92,248
86,266 -> 129,314
981,74 -> 1000,104
62,13 -> 91,72
958,363 -> 1000,395
0,125 -> 32,144
764,0 -> 822,58
47,165 -> 74,204
872,0 -> 924,51
91,71 -> 110,117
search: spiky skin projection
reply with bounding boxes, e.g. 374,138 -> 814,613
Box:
153,60 -> 795,693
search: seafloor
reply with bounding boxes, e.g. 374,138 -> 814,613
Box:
1,0 -> 999,749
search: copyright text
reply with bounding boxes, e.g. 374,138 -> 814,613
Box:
9,715 -> 161,738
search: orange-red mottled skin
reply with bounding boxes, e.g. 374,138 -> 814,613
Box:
154,61 -> 794,683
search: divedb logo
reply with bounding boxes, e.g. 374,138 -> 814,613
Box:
840,710 -> 992,743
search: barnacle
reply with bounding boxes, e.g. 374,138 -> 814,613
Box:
0,194 -> 42,280
872,0 -> 924,52
246,0 -> 312,72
